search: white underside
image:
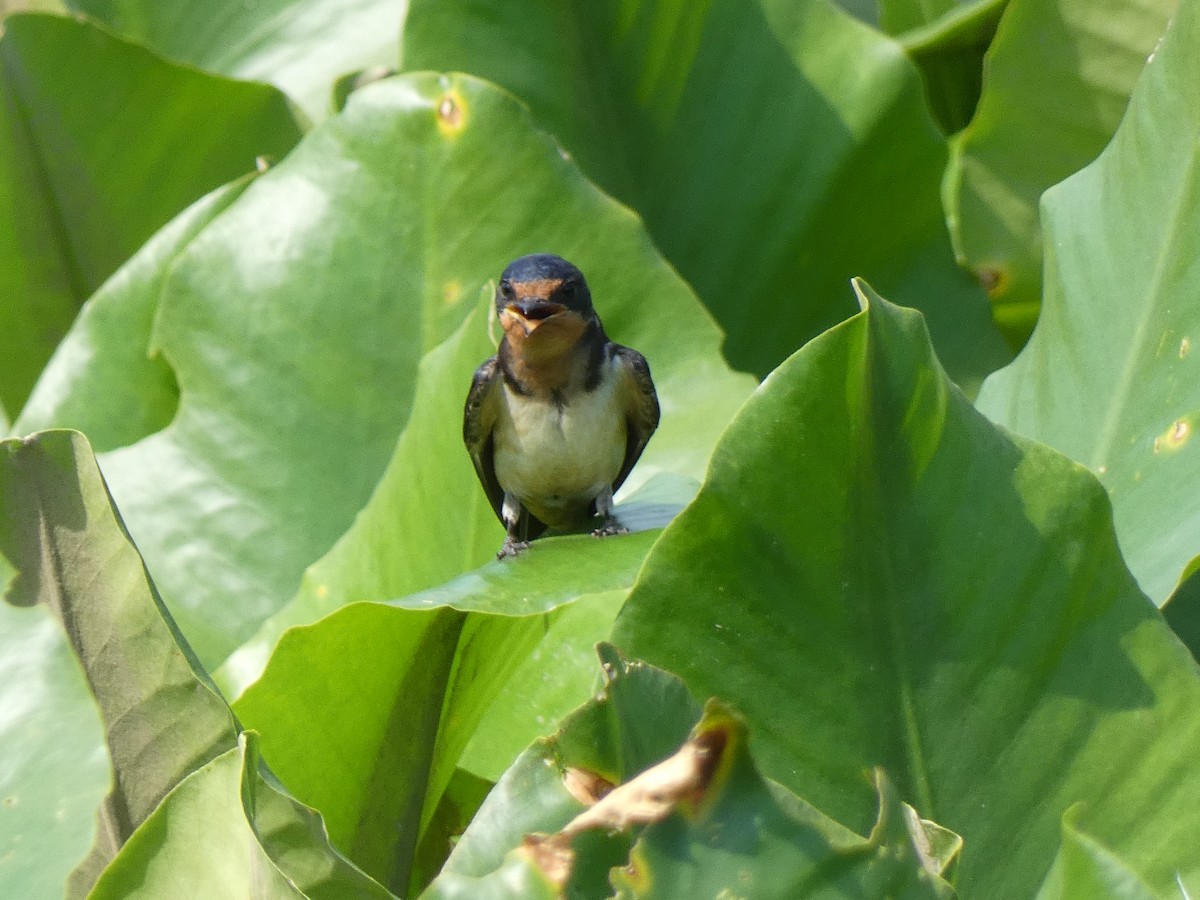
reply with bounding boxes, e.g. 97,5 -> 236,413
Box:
493,359 -> 626,527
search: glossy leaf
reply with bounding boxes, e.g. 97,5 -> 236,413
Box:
614,283 -> 1200,898
0,429 -> 238,894
66,0 -> 405,121
26,72 -> 754,668
88,733 -> 394,900
402,0 -> 1007,390
976,0 -> 1200,605
232,531 -> 661,895
0,13 -> 303,416
945,0 -> 1175,342
12,178 -> 253,450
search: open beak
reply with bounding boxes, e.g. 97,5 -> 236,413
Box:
505,300 -> 566,333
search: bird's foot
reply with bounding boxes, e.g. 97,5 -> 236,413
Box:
497,539 -> 531,559
590,520 -> 629,539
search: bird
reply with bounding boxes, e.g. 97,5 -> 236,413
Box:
463,254 -> 660,558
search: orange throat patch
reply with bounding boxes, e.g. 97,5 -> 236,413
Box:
501,308 -> 589,394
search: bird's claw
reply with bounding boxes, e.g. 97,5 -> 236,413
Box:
590,522 -> 629,539
497,539 -> 531,559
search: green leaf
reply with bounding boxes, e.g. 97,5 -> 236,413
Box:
0,600 -> 107,898
879,0 -> 993,34
0,429 -> 238,895
12,177 -> 253,449
1034,810 -> 1158,900
1,429 -> 392,898
231,533 -> 661,896
976,0 -> 1200,605
457,589 -> 629,783
430,648 -> 955,898
945,0 -> 1175,343
440,645 -> 702,883
1164,571 -> 1200,662
418,855 -> 559,900
0,13 -> 304,416
613,283 -> 1200,897
55,70 -> 751,670
88,732 -> 394,900
890,0 -> 1007,134
66,0 -> 405,121
401,0 -> 1007,390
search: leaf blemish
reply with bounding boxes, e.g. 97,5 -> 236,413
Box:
1181,337 -> 1191,359
437,91 -> 466,136
976,266 -> 1008,299
1155,418 -> 1191,454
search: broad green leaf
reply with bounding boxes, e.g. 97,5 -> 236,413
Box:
0,600 -> 107,898
976,0 -> 1200,605
945,0 -> 1175,343
0,429 -> 238,895
0,13 -> 303,416
232,533 -> 660,896
457,589 -> 629,783
402,0 -> 1007,390
1,430 -> 391,899
889,0 -> 1007,134
614,283 -> 1200,898
12,178 -> 253,449
431,648 -> 955,898
38,72 -> 755,669
1035,810 -> 1158,900
66,0 -> 405,121
88,733 -> 394,900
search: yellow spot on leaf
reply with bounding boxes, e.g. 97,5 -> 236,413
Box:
442,279 -> 461,306
1153,419 -> 1192,454
436,90 -> 466,137
1182,337 -> 1192,359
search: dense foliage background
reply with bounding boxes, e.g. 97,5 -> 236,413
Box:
3,0 -> 1200,896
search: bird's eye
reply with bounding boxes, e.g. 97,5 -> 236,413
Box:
559,280 -> 577,300
498,280 -> 514,298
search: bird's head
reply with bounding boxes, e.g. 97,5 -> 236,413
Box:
495,254 -> 596,357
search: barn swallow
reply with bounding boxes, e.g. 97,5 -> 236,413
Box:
464,254 -> 660,558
